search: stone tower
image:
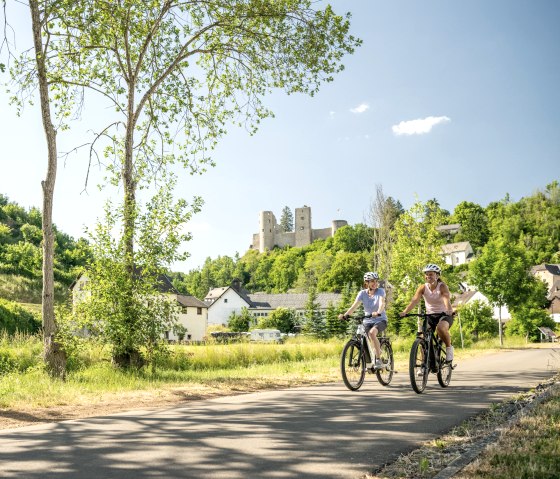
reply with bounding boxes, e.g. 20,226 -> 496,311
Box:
294,206 -> 312,248
259,211 -> 276,252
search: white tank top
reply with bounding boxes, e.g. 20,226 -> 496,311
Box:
423,281 -> 446,314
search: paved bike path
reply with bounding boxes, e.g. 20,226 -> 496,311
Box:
0,347 -> 558,479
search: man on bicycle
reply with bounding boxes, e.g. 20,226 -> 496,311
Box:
339,272 -> 387,369
400,264 -> 455,362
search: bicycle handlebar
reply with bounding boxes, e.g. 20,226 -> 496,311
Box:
401,311 -> 456,318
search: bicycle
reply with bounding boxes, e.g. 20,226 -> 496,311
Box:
403,312 -> 456,394
340,315 -> 395,391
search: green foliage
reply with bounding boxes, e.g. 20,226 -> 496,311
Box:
325,302 -> 346,338
301,287 -> 325,338
0,298 -> 41,335
228,307 -> 252,332
486,181 -> 560,264
456,300 -> 497,340
256,307 -> 296,333
452,201 -> 490,250
506,278 -> 555,341
279,206 -> 294,232
390,200 -> 447,304
469,237 -> 533,311
77,180 -> 197,369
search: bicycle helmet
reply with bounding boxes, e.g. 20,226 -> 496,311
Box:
422,263 -> 441,274
363,271 -> 379,281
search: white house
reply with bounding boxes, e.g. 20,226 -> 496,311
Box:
204,283 -> 252,326
441,241 -> 474,266
452,289 -> 511,322
204,279 -> 342,327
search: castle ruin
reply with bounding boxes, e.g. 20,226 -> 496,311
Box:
251,206 -> 347,253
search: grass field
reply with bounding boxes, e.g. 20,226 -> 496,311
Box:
1,332 -> 558,478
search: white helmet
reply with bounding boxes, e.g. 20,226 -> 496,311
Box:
363,271 -> 379,281
423,264 -> 441,274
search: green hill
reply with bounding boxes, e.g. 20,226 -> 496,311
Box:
0,193 -> 92,306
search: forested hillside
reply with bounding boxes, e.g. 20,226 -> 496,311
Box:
0,194 -> 91,304
1,180 -> 559,305
170,180 -> 560,300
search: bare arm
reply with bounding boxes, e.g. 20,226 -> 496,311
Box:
440,282 -> 454,314
400,285 -> 425,316
338,297 -> 361,319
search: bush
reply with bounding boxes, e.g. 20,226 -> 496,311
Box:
0,298 -> 41,334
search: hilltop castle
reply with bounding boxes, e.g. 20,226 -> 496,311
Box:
251,206 -> 347,253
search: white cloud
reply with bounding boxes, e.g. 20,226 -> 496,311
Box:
392,116 -> 451,136
328,111 -> 336,119
350,103 -> 370,114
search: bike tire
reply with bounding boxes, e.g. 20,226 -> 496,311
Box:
409,338 -> 428,394
376,340 -> 394,386
341,339 -> 366,391
437,346 -> 453,387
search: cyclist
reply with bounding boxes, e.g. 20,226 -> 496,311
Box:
338,271 -> 387,369
399,263 -> 455,362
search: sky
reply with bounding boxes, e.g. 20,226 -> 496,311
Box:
1,0 -> 559,273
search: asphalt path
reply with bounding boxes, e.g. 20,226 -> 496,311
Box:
1,347 -> 558,479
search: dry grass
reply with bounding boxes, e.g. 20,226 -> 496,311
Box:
366,374 -> 560,479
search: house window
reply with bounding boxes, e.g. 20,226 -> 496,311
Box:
181,306 -> 188,314
187,334 -> 192,340
224,298 -> 228,303
197,307 -> 202,315
164,331 -> 170,339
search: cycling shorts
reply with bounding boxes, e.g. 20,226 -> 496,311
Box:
427,312 -> 453,329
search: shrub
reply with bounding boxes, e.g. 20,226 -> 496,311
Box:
0,298 -> 41,334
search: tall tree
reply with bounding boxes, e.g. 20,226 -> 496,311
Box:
367,184 -> 403,279
469,237 -> 533,345
45,1 -> 359,364
302,286 -> 324,338
452,201 -> 490,250
6,1 -> 85,376
279,206 -> 294,232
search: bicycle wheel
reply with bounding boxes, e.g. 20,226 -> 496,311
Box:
341,339 -> 366,391
437,346 -> 453,387
409,338 -> 428,394
376,340 -> 394,386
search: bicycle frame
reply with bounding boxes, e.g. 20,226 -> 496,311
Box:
340,316 -> 394,391
406,312 -> 454,393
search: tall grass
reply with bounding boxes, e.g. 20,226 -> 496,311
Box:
0,332 -> 551,410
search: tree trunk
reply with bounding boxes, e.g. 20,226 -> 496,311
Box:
498,305 -> 503,347
29,0 -> 66,377
113,82 -> 141,368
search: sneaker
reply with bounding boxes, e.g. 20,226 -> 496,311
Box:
446,346 -> 454,362
374,358 -> 383,370
416,368 -> 424,377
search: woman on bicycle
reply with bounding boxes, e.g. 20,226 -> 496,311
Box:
339,271 -> 387,369
400,263 -> 455,361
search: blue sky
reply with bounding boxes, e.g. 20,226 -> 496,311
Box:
1,0 -> 559,272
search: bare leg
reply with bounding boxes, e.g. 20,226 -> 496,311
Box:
436,320 -> 451,347
369,327 -> 381,359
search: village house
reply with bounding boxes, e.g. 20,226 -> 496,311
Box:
70,272 -> 208,341
441,241 -> 474,266
204,279 -> 341,327
531,264 -> 560,322
452,288 -> 511,322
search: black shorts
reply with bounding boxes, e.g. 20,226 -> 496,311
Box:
427,313 -> 453,329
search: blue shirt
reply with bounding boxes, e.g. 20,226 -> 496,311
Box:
355,287 -> 387,321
